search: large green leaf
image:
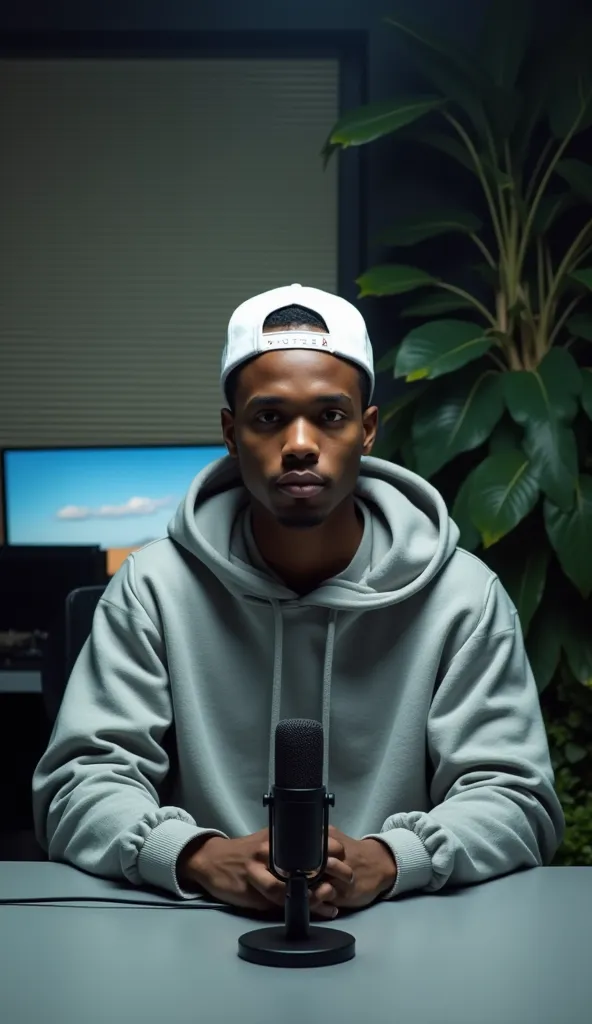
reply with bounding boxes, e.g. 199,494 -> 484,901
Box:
380,382 -> 427,424
523,421 -> 578,510
527,598 -> 562,692
385,14 -> 490,137
548,57 -> 592,139
511,34 -> 557,160
375,348 -> 397,374
357,264 -> 435,298
382,208 -> 481,247
401,293 -> 474,318
409,126 -> 477,174
567,314 -> 592,342
489,417 -> 522,455
451,470 -> 481,553
582,368 -> 592,420
395,319 -> 493,382
468,451 -> 540,547
570,268 -> 592,292
544,476 -> 592,597
373,404 -> 416,461
478,0 -> 532,91
532,193 -> 573,236
412,370 -> 504,477
504,348 -> 582,424
555,159 -> 592,203
562,601 -> 592,687
325,95 -> 444,153
498,548 -> 549,636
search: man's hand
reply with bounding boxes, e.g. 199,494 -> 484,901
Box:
311,825 -> 398,911
177,830 -> 338,919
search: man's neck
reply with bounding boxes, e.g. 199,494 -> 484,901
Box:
250,498 -> 364,594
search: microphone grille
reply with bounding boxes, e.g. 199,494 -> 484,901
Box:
275,718 -> 323,789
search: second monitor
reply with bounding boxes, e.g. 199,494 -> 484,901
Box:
2,444 -> 227,575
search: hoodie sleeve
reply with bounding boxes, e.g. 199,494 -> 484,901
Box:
32,558 -> 228,899
364,575 -> 565,898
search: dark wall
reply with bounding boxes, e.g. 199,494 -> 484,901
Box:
0,0 -> 570,397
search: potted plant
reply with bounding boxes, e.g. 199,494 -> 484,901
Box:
325,1 -> 592,863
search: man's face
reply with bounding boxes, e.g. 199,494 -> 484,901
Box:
221,338 -> 378,529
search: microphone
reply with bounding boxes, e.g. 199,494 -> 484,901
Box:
237,719 -> 356,968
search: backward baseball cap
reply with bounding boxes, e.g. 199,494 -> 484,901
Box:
220,283 -> 375,403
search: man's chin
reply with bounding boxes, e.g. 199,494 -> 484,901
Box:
275,513 -> 326,530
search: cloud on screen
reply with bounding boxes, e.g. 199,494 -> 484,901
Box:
56,496 -> 176,521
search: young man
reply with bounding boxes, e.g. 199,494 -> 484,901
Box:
33,283 -> 564,919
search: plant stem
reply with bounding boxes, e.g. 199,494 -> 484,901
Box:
443,112 -> 505,255
517,108 -> 586,280
435,281 -> 497,326
536,238 -> 545,314
545,246 -> 553,295
548,295 -> 583,346
487,351 -> 508,371
469,232 -> 496,269
525,138 -> 554,204
541,217 -> 592,339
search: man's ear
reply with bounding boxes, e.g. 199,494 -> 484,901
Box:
362,406 -> 379,456
221,408 -> 238,458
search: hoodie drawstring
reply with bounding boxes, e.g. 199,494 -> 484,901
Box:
267,601 -> 338,791
268,601 -> 284,790
321,611 -> 338,788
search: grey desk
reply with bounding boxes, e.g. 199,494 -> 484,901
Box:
0,669 -> 41,693
0,863 -> 590,1024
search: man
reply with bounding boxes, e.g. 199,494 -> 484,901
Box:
33,283 -> 564,919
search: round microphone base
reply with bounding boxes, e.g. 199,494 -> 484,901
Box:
238,924 -> 355,968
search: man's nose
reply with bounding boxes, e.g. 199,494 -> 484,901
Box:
281,417 -> 320,460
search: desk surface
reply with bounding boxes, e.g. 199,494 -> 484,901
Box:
0,863 -> 590,1024
0,669 -> 41,693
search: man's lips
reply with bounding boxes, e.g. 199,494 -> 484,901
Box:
278,483 -> 325,498
276,471 -> 326,499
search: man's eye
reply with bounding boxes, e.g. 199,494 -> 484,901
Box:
255,411 -> 280,425
254,409 -> 346,426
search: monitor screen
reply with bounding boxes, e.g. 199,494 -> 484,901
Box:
2,445 -> 227,574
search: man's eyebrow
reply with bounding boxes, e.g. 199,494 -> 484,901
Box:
246,393 -> 354,410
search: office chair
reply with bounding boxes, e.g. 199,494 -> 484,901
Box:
42,585 -> 106,724
1,586 -> 106,862
41,581 -> 179,797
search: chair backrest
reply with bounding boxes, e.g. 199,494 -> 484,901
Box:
42,584 -> 106,723
65,585 -> 107,678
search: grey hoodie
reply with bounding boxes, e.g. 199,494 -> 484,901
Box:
33,455 -> 564,899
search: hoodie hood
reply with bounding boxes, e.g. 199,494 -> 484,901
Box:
168,454 -> 459,611
169,454 -> 460,788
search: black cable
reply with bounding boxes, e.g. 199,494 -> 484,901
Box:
0,895 -> 226,909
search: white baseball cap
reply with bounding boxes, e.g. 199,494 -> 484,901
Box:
220,283 -> 374,403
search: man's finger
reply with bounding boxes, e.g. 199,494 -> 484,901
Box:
327,836 -> 346,860
324,856 -> 355,889
247,860 -> 285,908
255,841 -> 270,864
309,883 -> 339,919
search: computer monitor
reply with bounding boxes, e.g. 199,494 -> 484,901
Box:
1,444 -> 227,575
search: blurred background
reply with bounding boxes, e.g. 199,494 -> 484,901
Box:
1,0 -> 590,865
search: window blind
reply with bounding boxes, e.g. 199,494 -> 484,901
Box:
0,58 -> 338,447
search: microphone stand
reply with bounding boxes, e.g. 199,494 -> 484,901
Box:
237,791 -> 356,968
285,875 -> 309,941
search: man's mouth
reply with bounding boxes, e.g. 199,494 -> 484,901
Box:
276,471 -> 326,499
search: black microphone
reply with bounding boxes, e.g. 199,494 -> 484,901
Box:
237,719 -> 356,968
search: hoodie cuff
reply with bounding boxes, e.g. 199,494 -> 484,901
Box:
363,827 -> 432,899
137,818 -> 228,899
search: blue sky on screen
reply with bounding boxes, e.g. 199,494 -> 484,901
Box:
4,446 -> 227,548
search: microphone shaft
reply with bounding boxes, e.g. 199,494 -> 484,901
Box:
285,876 -> 310,940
